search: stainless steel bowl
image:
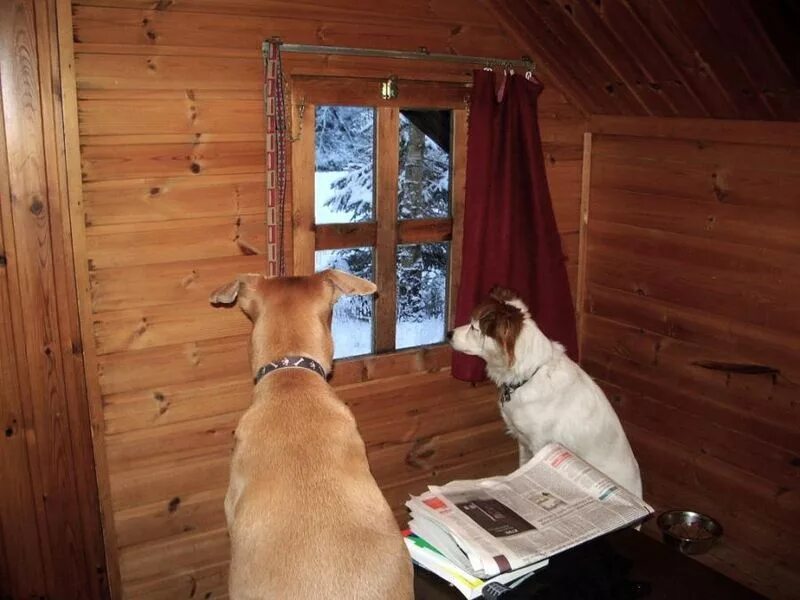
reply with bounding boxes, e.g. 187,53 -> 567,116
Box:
657,510 -> 723,555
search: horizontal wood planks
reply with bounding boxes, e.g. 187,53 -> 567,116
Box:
70,0 -> 582,597
582,116 -> 800,599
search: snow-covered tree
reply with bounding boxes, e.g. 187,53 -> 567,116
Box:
316,107 -> 450,326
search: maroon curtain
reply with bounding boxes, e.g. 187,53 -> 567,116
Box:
452,70 -> 578,382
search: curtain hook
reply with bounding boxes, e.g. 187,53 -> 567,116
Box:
525,71 -> 533,80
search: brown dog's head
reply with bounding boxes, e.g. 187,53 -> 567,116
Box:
210,270 -> 376,367
449,286 -> 527,366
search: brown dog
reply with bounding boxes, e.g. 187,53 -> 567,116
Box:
210,270 -> 413,600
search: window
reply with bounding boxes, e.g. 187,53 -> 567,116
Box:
292,78 -> 467,359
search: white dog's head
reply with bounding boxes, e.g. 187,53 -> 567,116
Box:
449,287 -> 555,382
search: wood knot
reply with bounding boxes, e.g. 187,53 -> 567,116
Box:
153,391 -> 169,415
149,187 -> 161,196
167,497 -> 181,512
190,162 -> 201,174
691,361 -> 779,375
181,270 -> 199,287
406,437 -> 435,469
30,197 -> 44,215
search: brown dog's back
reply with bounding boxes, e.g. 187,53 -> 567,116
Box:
211,272 -> 413,599
227,374 -> 411,598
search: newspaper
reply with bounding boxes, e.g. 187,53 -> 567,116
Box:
406,442 -> 652,579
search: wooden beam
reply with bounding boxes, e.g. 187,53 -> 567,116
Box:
315,222 -> 377,250
291,100 -> 316,275
39,0 -> 108,596
57,0 -> 125,592
576,132 -> 592,362
374,107 -> 399,352
396,218 -> 452,244
448,109 -> 467,331
589,115 -> 800,146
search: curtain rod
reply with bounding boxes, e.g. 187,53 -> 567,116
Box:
265,40 -> 535,71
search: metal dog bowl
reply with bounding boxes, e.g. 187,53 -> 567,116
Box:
657,510 -> 723,555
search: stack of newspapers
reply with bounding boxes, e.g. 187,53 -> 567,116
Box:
405,442 -> 653,599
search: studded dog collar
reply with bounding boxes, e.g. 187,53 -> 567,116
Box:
500,365 -> 542,404
254,355 -> 327,386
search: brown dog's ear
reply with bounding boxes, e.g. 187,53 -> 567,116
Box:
489,285 -> 518,303
209,279 -> 241,305
209,273 -> 262,305
320,269 -> 377,302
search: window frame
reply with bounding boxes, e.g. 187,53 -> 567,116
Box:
289,76 -> 467,359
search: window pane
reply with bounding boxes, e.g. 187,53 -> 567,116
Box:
398,110 -> 451,220
396,242 -> 449,349
315,106 -> 375,224
315,247 -> 374,359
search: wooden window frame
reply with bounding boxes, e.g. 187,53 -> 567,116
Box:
290,76 -> 467,363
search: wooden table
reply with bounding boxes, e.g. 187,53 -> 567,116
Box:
413,528 -> 764,599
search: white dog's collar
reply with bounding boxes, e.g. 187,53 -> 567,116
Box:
500,366 -> 541,404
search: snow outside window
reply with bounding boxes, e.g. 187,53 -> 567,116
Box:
313,105 -> 452,359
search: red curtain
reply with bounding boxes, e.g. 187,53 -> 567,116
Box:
451,70 -> 578,382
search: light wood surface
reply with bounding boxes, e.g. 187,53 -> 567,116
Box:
582,115 -> 800,599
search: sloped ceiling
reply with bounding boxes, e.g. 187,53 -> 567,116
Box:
485,0 -> 800,120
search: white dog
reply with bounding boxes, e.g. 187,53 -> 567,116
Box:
450,287 -> 642,498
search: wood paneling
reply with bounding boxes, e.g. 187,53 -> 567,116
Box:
67,0 -> 584,597
0,0 -> 106,596
484,0 -> 800,120
582,116 -> 800,599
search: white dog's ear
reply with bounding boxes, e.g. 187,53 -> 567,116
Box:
479,302 -> 523,366
320,269 -> 377,302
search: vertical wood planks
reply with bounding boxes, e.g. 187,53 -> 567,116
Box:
291,99 -> 317,276
0,0 -> 105,597
374,107 -> 399,352
0,82 -> 49,600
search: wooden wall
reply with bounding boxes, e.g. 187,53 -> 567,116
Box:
0,1 -> 106,598
580,116 -> 800,599
486,0 -> 800,121
64,1 -> 584,597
